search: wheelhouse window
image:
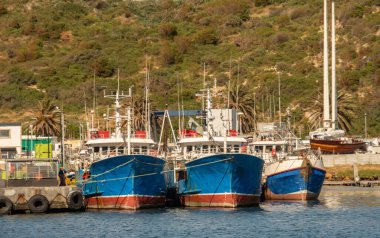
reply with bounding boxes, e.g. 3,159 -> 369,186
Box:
94,147 -> 100,153
0,129 -> 10,138
233,145 -> 240,152
132,147 -> 139,154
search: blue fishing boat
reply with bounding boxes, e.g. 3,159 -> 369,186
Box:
82,75 -> 166,209
263,152 -> 326,200
83,154 -> 166,209
249,122 -> 325,200
178,153 -> 263,207
175,89 -> 264,207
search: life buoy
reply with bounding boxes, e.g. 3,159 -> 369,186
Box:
28,194 -> 49,213
67,191 -> 84,210
0,196 -> 13,215
241,145 -> 247,153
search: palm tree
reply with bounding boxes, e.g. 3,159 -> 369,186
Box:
122,94 -> 154,132
33,99 -> 61,137
228,82 -> 257,133
304,90 -> 356,132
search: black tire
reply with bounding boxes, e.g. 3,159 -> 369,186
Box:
28,194 -> 49,213
0,196 -> 13,215
67,191 -> 84,210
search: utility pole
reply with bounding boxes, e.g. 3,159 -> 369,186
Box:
60,108 -> 65,167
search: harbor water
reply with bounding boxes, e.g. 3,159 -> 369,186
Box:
1,187 -> 380,238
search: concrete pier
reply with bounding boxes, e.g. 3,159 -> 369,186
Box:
0,186 -> 83,213
322,154 -> 380,167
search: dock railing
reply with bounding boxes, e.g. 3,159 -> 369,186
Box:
0,159 -> 60,187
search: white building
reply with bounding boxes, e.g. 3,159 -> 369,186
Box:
0,123 -> 22,159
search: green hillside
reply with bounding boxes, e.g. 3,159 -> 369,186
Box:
0,0 -> 379,137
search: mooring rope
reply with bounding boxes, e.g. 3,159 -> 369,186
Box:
86,158 -> 136,181
82,156 -> 234,185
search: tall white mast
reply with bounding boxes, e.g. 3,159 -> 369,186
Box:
331,1 -> 337,130
323,0 -> 330,129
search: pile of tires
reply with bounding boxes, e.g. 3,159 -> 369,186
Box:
0,191 -> 84,215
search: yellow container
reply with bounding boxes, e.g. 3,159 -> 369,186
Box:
1,171 -> 6,180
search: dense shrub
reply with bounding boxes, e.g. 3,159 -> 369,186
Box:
92,57 -> 115,78
158,23 -> 177,40
8,68 -> 36,86
159,42 -> 177,66
0,6 -> 8,16
288,7 -> 308,20
195,28 -> 219,45
271,32 -> 291,44
15,45 -> 40,62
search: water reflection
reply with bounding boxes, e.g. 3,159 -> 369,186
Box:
321,186 -> 380,208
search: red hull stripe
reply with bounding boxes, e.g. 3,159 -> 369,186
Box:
265,190 -> 319,201
86,195 -> 166,210
181,193 -> 260,207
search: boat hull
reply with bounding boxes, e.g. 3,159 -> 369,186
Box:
178,154 -> 264,207
310,139 -> 366,154
83,155 -> 166,210
264,159 -> 326,201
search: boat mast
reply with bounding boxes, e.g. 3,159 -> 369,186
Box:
331,1 -> 337,130
104,69 -> 130,139
177,78 -> 181,139
127,105 -> 131,155
278,72 -> 281,126
206,88 -> 212,136
145,56 -> 150,138
323,0 -> 331,129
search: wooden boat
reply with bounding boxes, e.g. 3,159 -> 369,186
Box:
310,138 -> 366,154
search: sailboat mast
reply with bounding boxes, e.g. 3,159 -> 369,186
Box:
323,0 -> 331,129
331,1 -> 337,130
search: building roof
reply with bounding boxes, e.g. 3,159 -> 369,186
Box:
0,122 -> 21,126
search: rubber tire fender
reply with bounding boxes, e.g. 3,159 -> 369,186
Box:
0,196 -> 13,215
28,194 -> 49,213
67,191 -> 84,210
